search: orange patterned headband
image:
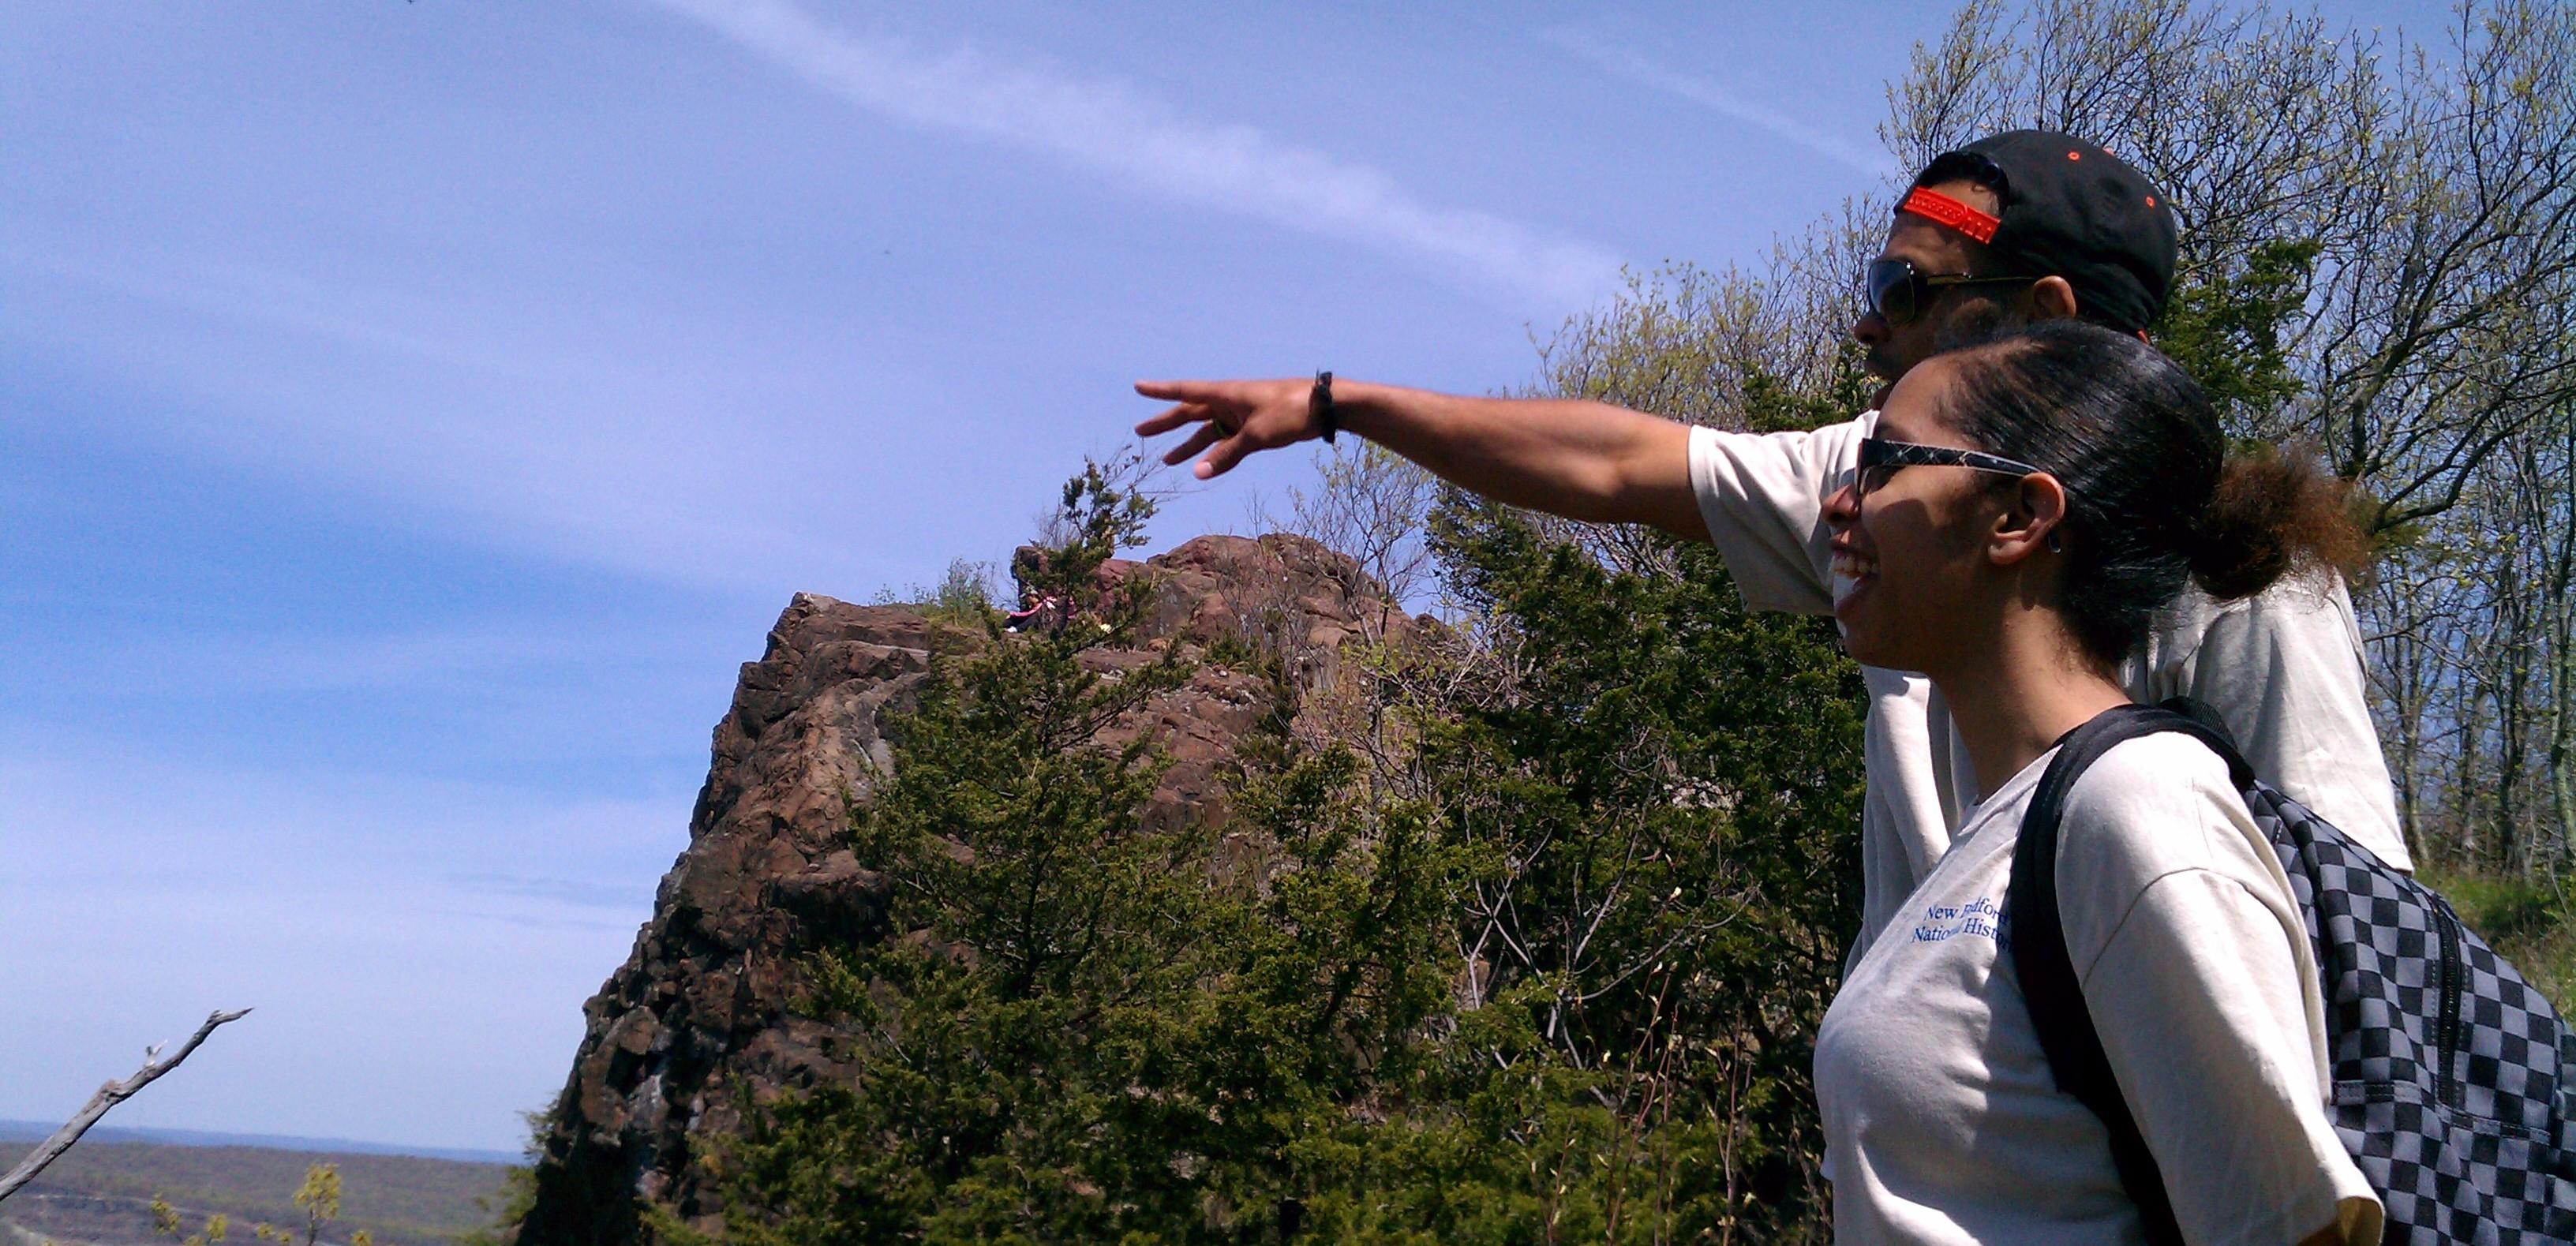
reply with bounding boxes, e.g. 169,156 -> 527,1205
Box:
1900,186 -> 1999,244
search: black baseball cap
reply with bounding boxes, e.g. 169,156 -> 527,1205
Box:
1904,130 -> 2177,334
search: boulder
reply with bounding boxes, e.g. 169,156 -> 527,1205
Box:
516,535 -> 1414,1244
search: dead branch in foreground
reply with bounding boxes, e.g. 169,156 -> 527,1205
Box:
0,1008 -> 253,1203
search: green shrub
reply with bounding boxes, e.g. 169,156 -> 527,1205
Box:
680,462 -> 1863,1243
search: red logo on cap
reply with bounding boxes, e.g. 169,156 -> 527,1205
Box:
2067,151 -> 2082,161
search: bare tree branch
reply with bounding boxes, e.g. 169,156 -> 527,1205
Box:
0,1008 -> 253,1203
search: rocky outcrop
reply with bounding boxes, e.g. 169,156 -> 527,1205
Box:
517,535 -> 1415,1244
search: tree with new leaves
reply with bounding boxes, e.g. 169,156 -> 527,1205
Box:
152,1163 -> 369,1246
1447,0 -> 2574,874
1877,0 -> 2576,870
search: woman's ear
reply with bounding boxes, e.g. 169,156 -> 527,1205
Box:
1988,472 -> 2069,567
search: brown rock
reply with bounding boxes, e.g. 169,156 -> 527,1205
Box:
515,535 -> 1414,1244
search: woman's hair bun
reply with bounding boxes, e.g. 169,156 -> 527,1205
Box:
1938,324 -> 2376,661
2186,448 -> 2368,601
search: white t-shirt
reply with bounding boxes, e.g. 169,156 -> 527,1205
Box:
1685,416 -> 2411,958
1812,734 -> 2383,1245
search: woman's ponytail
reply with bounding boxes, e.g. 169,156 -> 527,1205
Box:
2185,448 -> 2370,601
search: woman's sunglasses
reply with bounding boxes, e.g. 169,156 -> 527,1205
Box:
1863,258 -> 2035,327
1855,436 -> 2048,496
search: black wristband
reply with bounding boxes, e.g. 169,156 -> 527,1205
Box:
1310,369 -> 1337,444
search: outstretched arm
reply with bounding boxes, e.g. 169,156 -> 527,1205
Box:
1133,378 -> 1704,540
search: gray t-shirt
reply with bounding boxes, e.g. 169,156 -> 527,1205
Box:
1684,416 -> 2410,958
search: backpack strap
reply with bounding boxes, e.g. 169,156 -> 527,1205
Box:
2009,700 -> 2251,1246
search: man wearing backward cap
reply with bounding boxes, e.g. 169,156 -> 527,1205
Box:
1134,129 -> 2408,955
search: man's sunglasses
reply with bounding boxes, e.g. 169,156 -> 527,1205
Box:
1855,436 -> 2048,496
1863,258 -> 2035,327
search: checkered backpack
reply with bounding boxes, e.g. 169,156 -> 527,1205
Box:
2010,701 -> 2576,1245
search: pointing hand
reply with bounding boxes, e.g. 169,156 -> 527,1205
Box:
1133,378 -> 1320,481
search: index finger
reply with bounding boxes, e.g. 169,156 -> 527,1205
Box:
1134,380 -> 1227,402
1135,402 -> 1208,437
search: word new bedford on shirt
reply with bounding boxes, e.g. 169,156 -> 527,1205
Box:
1911,895 -> 2009,946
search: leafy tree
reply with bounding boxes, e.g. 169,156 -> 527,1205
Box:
153,1164 -> 369,1246
1282,501 -> 1863,1243
1883,0 -> 2576,870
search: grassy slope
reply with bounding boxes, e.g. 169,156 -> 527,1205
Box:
2418,863 -> 2576,1012
0,1140 -> 518,1245
2411,859 -> 2576,1019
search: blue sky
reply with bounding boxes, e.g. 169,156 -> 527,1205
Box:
0,1 -> 2447,1154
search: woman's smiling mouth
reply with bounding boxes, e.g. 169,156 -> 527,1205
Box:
1831,559 -> 1878,634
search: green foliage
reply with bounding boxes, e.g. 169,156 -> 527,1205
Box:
1316,496 -> 1863,1242
683,464 -> 1297,1241
687,450 -> 1863,1241
870,557 -> 999,628
152,1162 -> 373,1246
1737,354 -> 1878,439
692,733 -> 1469,1244
2149,237 -> 2322,441
1024,453 -> 1160,601
927,559 -> 998,626
449,1165 -> 536,1246
2418,862 -> 2576,1009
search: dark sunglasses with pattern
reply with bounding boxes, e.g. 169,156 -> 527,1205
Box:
1855,436 -> 2050,496
1863,257 -> 2037,327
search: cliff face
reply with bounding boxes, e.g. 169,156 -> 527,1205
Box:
517,535 -> 1412,1244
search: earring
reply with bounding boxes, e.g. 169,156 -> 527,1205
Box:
2046,532 -> 2063,553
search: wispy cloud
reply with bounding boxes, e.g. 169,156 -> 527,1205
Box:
0,227 -> 840,594
647,0 -> 1622,308
1539,28 -> 1887,179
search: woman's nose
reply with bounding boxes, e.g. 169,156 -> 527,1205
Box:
1824,480 -> 1861,529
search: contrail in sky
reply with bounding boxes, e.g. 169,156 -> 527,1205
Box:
648,0 -> 1623,309
1540,28 -> 1889,179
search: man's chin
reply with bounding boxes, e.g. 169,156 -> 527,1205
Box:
1862,357 -> 1901,410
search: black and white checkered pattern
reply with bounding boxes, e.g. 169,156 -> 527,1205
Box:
2248,780 -> 2576,1244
